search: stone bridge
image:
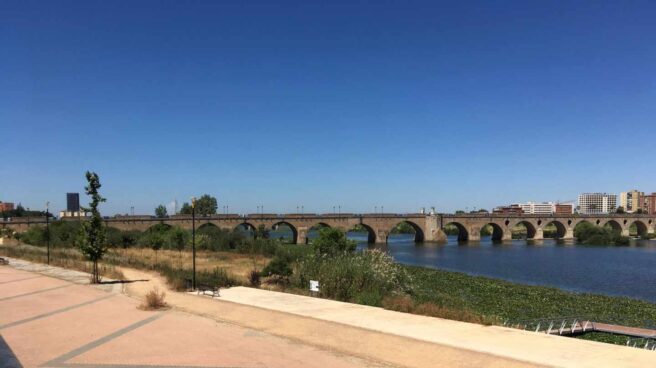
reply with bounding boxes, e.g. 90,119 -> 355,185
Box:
2,213 -> 655,244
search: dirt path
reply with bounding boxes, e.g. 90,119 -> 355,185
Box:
118,267 -> 539,368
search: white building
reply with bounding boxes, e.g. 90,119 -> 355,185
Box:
578,193 -> 617,214
515,202 -> 557,215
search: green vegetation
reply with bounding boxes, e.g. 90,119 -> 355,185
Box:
575,222 -> 630,246
0,203 -> 49,218
179,194 -> 218,215
405,266 -> 656,329
78,171 -> 107,283
390,222 -> 416,234
442,224 -> 459,235
155,204 -> 168,218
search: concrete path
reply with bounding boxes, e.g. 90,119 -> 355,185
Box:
214,287 -> 656,368
0,261 -> 390,368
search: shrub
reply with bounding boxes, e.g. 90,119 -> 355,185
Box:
312,228 -> 356,256
297,249 -> 411,303
21,226 -> 47,246
248,269 -> 261,287
355,290 -> 384,306
262,256 -> 293,278
140,287 -> 167,310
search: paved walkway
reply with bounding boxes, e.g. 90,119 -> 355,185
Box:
0,260 -> 389,368
4,257 -> 656,368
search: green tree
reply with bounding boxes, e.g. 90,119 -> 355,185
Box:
167,227 -> 189,255
313,227 -> 356,256
155,204 -> 168,218
616,206 -> 625,214
150,233 -> 165,264
179,194 -> 217,215
180,202 -> 192,214
78,171 -> 107,284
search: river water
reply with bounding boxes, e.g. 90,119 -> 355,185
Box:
290,230 -> 656,303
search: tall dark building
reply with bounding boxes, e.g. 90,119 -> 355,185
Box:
66,193 -> 80,212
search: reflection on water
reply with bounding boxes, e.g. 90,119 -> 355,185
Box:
270,229 -> 656,302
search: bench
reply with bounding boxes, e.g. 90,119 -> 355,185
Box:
196,284 -> 220,298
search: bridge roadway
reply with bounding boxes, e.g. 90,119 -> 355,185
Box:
2,213 -> 655,244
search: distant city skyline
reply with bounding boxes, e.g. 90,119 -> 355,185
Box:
2,1 -> 655,215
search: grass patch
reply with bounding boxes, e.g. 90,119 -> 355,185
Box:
405,265 -> 656,329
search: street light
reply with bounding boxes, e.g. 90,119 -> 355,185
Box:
46,201 -> 50,265
191,196 -> 197,290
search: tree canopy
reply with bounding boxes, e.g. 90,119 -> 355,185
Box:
155,204 -> 168,218
180,194 -> 218,215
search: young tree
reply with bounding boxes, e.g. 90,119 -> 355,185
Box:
168,227 -> 189,264
78,171 -> 107,284
150,233 -> 165,265
155,204 -> 168,218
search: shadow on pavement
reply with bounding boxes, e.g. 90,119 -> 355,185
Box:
101,279 -> 149,285
0,334 -> 22,368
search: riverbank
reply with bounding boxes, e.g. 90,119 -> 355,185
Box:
4,258 -> 655,367
2,242 -> 656,347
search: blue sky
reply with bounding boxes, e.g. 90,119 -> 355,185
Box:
1,1 -> 655,215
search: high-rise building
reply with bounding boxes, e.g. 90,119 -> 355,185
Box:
620,190 -> 644,213
66,193 -> 80,212
642,193 -> 656,215
578,193 -> 617,214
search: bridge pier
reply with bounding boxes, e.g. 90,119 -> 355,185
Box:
501,231 -> 512,241
297,227 -> 308,245
376,230 -> 390,244
564,228 -> 575,240
533,228 -> 544,240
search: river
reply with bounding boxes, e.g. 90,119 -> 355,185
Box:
287,229 -> 656,303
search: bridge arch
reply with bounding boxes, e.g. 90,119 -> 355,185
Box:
543,220 -> 567,239
235,223 -> 256,238
444,222 -> 469,242
310,222 -> 331,230
602,220 -> 623,233
512,221 -> 537,239
146,223 -> 172,233
306,223 -> 331,243
629,220 -> 648,237
350,223 -> 376,243
390,221 -> 425,242
271,221 -> 298,243
481,222 -> 504,242
198,222 -> 219,231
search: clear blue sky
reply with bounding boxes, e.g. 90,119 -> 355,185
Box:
1,1 -> 655,215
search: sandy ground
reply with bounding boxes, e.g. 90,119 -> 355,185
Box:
120,267 -> 542,368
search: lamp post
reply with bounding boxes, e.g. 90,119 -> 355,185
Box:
46,201 -> 50,265
191,197 -> 197,290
